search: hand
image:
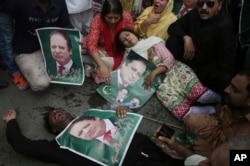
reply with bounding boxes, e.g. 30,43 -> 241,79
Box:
153,127 -> 184,159
143,72 -> 156,90
183,36 -> 195,60
116,105 -> 129,118
193,138 -> 212,158
3,110 -> 17,123
99,65 -> 111,84
146,13 -> 161,24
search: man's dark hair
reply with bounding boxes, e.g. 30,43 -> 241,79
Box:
49,30 -> 72,51
42,106 -> 59,134
101,0 -> 123,20
115,28 -> 140,55
42,106 -> 74,134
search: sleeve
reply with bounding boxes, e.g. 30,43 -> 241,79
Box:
167,8 -> 196,39
86,14 -> 102,55
5,120 -> 98,166
216,15 -> 236,90
153,42 -> 176,70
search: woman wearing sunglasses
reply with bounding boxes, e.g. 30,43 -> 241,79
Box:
165,0 -> 236,97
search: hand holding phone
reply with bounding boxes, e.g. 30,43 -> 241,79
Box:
157,124 -> 175,138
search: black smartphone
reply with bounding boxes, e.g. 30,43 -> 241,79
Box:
157,124 -> 175,138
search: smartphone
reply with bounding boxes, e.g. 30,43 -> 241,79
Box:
157,124 -> 175,138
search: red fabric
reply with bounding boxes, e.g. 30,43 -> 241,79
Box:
103,130 -> 112,142
84,12 -> 134,70
102,18 -> 123,70
58,65 -> 65,73
180,6 -> 188,16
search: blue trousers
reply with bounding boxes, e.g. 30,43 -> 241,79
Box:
0,13 -> 18,74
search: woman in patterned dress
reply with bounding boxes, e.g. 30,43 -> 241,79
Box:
115,28 -> 221,120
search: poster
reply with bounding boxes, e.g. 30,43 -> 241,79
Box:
56,109 -> 142,166
97,50 -> 164,110
36,27 -> 84,85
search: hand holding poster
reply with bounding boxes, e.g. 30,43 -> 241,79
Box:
97,50 -> 164,110
36,27 -> 84,85
56,109 -> 142,166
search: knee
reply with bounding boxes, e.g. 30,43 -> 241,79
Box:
30,78 -> 50,91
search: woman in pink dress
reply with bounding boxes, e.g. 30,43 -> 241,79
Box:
115,28 -> 221,120
82,0 -> 134,84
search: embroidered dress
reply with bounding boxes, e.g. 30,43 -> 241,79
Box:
156,61 -> 207,119
127,36 -> 207,119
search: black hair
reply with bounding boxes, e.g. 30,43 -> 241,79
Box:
114,28 -> 140,55
42,106 -> 74,134
42,106 -> 59,134
101,0 -> 123,20
49,30 -> 72,51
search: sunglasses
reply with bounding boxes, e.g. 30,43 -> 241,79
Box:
197,0 -> 215,8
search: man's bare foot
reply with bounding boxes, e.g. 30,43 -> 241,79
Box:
3,110 -> 16,123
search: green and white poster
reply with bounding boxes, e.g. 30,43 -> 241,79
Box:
56,109 -> 142,166
97,50 -> 164,110
36,27 -> 84,85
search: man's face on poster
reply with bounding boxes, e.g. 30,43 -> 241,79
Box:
120,60 -> 146,85
69,117 -> 106,140
116,89 -> 128,100
50,33 -> 72,66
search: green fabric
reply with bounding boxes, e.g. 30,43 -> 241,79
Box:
172,0 -> 183,15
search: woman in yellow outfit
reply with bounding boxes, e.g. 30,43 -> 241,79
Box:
134,0 -> 177,40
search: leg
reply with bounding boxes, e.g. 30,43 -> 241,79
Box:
0,13 -> 28,90
0,13 -> 18,74
15,50 -> 50,91
183,106 -> 216,120
69,9 -> 93,34
196,89 -> 221,104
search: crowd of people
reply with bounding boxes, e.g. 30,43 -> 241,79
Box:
1,0 -> 250,166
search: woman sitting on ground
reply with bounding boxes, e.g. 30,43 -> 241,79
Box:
82,0 -> 134,84
134,0 -> 177,40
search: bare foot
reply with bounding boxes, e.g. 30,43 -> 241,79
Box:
3,110 -> 16,123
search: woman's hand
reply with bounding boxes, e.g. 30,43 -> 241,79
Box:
146,13 -> 161,24
99,65 -> 111,84
116,105 -> 129,118
143,72 -> 156,89
183,35 -> 195,61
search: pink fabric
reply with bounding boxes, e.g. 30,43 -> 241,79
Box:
171,82 -> 208,119
153,42 -> 175,70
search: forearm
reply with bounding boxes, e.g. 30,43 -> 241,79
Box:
91,52 -> 106,68
174,143 -> 194,158
153,66 -> 168,76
